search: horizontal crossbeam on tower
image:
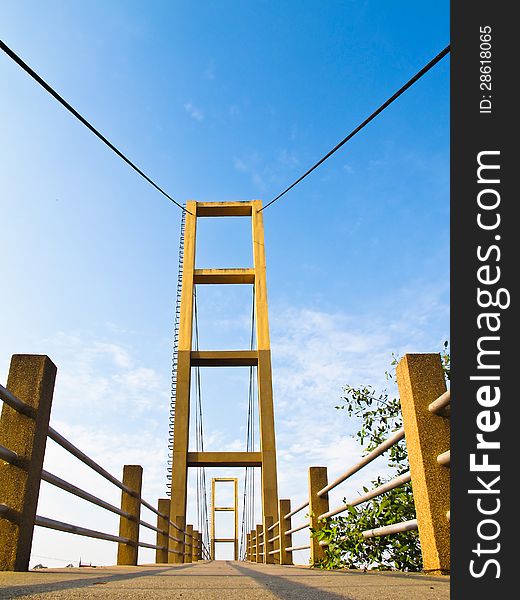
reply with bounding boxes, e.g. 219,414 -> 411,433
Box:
196,202 -> 254,217
187,452 -> 262,467
190,351 -> 258,367
193,269 -> 255,284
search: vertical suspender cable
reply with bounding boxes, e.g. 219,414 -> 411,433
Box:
240,287 -> 256,558
167,205 -> 186,494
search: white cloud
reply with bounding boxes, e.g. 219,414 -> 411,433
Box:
184,102 -> 204,121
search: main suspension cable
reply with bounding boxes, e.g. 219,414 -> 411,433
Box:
0,39 -> 189,214
260,44 -> 450,212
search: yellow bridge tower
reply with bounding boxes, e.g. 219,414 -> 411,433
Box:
168,200 -> 279,563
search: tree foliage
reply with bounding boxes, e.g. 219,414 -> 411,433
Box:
310,342 -> 450,571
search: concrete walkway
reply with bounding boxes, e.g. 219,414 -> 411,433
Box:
0,561 -> 450,599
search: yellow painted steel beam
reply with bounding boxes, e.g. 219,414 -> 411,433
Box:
190,350 -> 258,367
196,202 -> 254,217
187,452 -> 262,467
193,269 -> 255,285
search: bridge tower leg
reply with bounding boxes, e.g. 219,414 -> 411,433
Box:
168,200 -> 279,563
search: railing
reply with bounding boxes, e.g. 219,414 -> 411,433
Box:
0,354 -> 210,571
245,353 -> 450,575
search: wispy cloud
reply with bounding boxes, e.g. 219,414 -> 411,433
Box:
184,102 -> 204,121
233,148 -> 300,190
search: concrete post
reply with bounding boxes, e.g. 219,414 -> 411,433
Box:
396,353 -> 450,574
0,355 -> 57,571
117,465 -> 143,566
252,530 -> 256,561
155,498 -> 170,564
264,515 -> 275,564
192,530 -> 199,562
309,467 -> 329,565
278,499 -> 293,566
185,524 -> 193,563
171,516 -> 186,563
255,524 -> 262,563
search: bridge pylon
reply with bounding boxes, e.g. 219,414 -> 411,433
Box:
168,200 -> 279,563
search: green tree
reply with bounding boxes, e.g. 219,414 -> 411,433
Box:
311,342 -> 450,571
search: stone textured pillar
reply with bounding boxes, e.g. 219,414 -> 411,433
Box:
0,354 -> 56,571
155,498 -> 170,563
396,353 -> 450,574
308,467 -> 329,565
278,499 -> 293,565
117,465 -> 142,565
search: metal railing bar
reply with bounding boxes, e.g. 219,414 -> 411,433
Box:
41,470 -> 131,519
267,534 -> 280,543
139,519 -> 164,535
35,515 -> 133,544
0,443 -> 26,469
267,520 -> 279,532
285,544 -> 311,552
362,518 -> 418,539
0,384 -> 36,419
437,450 -> 450,467
319,472 -> 412,519
284,500 -> 309,520
167,520 -> 185,533
318,428 -> 405,497
138,541 -> 166,551
285,521 -> 309,536
140,497 -> 166,519
446,511 -> 450,521
428,390 -> 451,415
0,503 -> 20,524
47,427 -> 136,497
268,549 -> 279,555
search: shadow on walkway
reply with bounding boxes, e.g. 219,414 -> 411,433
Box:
0,564 -> 195,598
230,562 -> 356,600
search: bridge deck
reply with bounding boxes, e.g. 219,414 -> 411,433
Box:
0,561 -> 449,599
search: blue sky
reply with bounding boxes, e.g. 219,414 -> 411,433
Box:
0,1 -> 449,565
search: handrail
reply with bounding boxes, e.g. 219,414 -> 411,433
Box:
47,427 -> 136,497
362,518 -> 418,539
284,500 -> 309,520
0,383 -> 36,419
1,358 -> 204,568
317,428 -> 405,497
285,521 -> 309,536
319,471 -> 411,519
35,515 -> 132,544
138,541 -> 167,551
41,469 -> 131,519
0,503 -> 20,523
0,443 -> 26,469
43,430 -> 195,548
285,544 -> 310,552
428,390 -> 450,414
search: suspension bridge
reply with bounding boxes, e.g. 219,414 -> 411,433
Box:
0,200 -> 450,598
0,33 -> 451,598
